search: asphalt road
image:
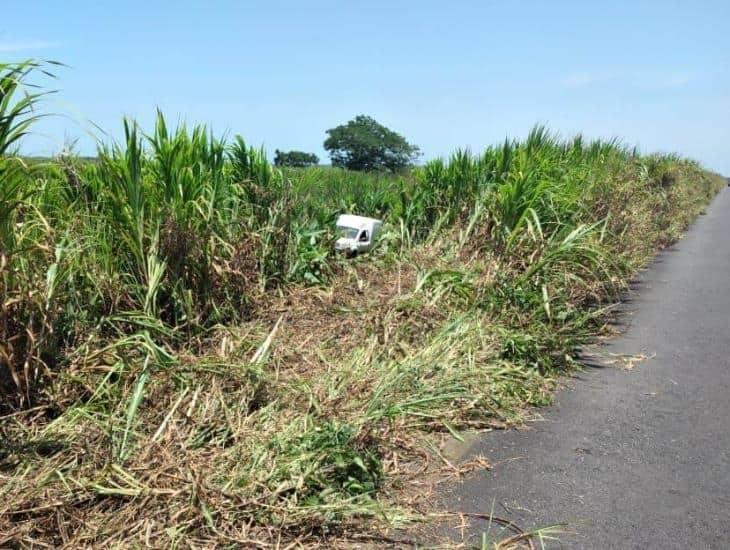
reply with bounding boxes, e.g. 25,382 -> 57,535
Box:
442,188 -> 730,548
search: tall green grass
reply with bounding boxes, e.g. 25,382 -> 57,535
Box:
1,60 -> 724,546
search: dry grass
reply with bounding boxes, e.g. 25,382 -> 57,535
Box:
0,245 -> 547,547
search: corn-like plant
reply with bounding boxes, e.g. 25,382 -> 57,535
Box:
0,61 -> 63,410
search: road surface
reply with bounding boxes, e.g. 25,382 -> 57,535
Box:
442,188 -> 730,548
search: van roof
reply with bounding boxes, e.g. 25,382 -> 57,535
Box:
335,214 -> 382,228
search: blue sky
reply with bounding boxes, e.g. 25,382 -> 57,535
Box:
4,1 -> 729,173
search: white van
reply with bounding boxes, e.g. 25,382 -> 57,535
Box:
334,214 -> 383,256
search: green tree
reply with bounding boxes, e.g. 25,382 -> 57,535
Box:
273,149 -> 319,167
323,115 -> 420,172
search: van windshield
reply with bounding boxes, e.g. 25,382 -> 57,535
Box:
337,226 -> 359,239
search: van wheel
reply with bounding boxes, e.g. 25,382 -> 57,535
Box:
345,249 -> 358,259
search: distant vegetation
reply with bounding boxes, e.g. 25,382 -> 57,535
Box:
1,60 -> 724,546
324,114 -> 420,171
273,149 -> 319,167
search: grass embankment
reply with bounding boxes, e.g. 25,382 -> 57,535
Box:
1,61 -> 725,547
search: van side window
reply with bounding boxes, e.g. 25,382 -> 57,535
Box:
359,230 -> 369,242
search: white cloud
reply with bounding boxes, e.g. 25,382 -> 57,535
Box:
0,40 -> 57,53
560,73 -> 617,89
656,73 -> 691,88
561,71 -> 692,90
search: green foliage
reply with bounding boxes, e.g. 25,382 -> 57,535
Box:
288,421 -> 382,503
0,60 -> 57,156
324,114 -> 420,171
415,268 -> 475,306
1,62 -> 726,546
1,61 -> 61,407
273,149 -> 319,167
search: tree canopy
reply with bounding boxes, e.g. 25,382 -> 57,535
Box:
323,115 -> 420,172
273,149 -> 319,168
